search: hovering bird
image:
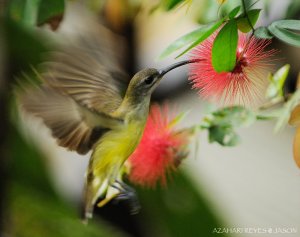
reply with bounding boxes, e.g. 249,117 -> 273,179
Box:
18,24 -> 196,220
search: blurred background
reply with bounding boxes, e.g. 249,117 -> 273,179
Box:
1,0 -> 300,236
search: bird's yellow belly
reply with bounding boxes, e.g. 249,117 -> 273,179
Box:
92,121 -> 145,179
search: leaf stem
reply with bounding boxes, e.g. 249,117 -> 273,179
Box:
236,0 -> 257,64
241,0 -> 255,35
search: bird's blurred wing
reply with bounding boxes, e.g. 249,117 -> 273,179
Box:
19,85 -> 122,155
41,25 -> 130,115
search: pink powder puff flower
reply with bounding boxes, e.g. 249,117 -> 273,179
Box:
189,33 -> 276,106
127,104 -> 191,188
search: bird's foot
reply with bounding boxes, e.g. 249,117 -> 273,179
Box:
111,180 -> 141,214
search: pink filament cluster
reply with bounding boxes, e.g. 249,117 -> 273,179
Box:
128,104 -> 187,187
189,34 -> 275,105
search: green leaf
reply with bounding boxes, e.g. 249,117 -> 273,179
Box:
175,19 -> 224,58
254,26 -> 273,39
237,9 -> 261,33
266,64 -> 290,99
268,20 -> 300,47
212,106 -> 256,127
37,0 -> 65,29
275,88 -> 300,132
270,20 -> 300,30
208,125 -> 240,146
158,24 -> 216,59
228,6 -> 241,19
212,19 -> 238,73
201,106 -> 256,146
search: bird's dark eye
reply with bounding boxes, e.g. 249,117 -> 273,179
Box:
144,76 -> 154,85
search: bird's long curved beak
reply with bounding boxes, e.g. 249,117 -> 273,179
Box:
158,59 -> 200,77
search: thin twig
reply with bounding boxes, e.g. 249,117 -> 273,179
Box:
236,0 -> 257,63
241,0 -> 255,36
258,97 -> 285,110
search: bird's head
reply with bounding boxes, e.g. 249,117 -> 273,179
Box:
126,60 -> 197,102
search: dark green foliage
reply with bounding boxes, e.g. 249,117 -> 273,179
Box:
37,0 -> 65,26
5,0 -> 40,26
3,19 -> 48,75
5,130 -> 125,237
133,172 -> 228,237
5,0 -> 65,28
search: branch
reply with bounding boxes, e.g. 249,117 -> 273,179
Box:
241,0 -> 255,35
